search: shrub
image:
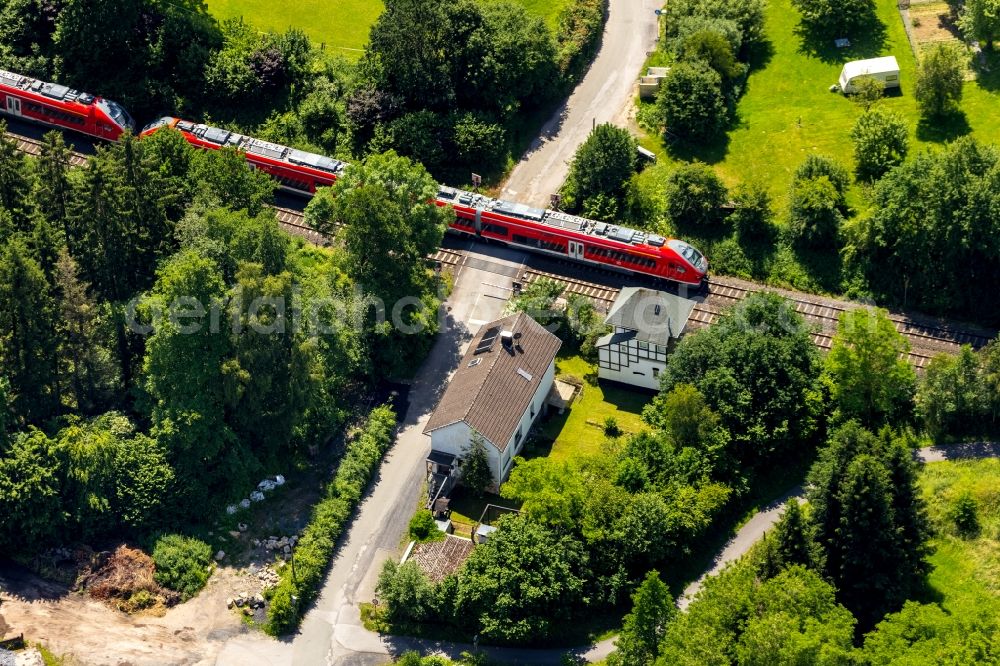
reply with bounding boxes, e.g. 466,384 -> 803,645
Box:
730,182 -> 774,242
950,491 -> 980,536
265,405 -> 397,635
409,509 -> 440,541
151,534 -> 213,601
851,108 -> 909,181
664,162 -> 728,227
788,176 -> 843,248
658,62 -> 727,142
793,154 -> 850,208
555,0 -> 607,82
915,43 -> 965,119
603,416 -> 622,438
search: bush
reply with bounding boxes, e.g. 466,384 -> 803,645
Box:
950,491 -> 980,536
915,44 -> 965,119
409,509 -> 440,541
788,176 -> 843,248
151,534 -> 213,601
603,416 -> 622,438
730,182 -> 774,242
658,62 -> 727,142
265,405 -> 397,635
664,162 -> 728,227
794,154 -> 850,208
851,108 -> 909,181
562,123 -> 637,211
555,0 -> 607,82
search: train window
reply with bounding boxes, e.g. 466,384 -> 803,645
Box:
483,223 -> 508,237
455,217 -> 474,228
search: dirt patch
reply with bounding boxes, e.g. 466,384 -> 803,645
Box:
909,1 -> 963,50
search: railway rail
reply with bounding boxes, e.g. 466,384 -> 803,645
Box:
7,128 -> 993,368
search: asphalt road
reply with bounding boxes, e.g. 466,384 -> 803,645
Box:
499,0 -> 660,207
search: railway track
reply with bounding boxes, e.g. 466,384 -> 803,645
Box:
6,128 -> 992,368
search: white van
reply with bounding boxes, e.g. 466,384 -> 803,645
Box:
839,56 -> 900,93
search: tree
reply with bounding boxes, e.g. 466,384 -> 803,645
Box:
658,563 -> 855,666
915,44 -> 965,119
653,292 -> 822,470
142,250 -> 243,509
377,559 -> 438,623
561,123 -> 637,212
54,249 -> 118,414
189,145 -> 276,217
851,108 -> 909,181
960,0 -> 1000,49
916,347 -> 987,438
643,384 -> 729,462
0,122 -> 33,230
0,237 -> 61,425
863,601 -> 1000,664
677,29 -> 744,83
807,423 -> 931,629
794,154 -> 850,207
730,181 -> 774,242
304,186 -> 337,236
611,571 -> 676,666
756,500 -> 820,578
32,131 -> 74,245
788,175 -> 843,248
663,162 -> 728,227
658,62 -> 727,142
792,0 -> 877,38
824,307 -> 916,426
850,75 -> 885,111
849,137 -> 1000,322
0,430 -> 64,552
454,514 -> 589,642
461,431 -> 493,497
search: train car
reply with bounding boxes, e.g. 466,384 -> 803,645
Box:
141,117 -> 345,194
0,69 -> 135,141
435,186 -> 708,288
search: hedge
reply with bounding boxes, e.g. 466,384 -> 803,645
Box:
265,405 -> 397,635
555,0 -> 608,85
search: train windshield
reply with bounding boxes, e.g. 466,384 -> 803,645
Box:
142,117 -> 172,133
97,99 -> 135,131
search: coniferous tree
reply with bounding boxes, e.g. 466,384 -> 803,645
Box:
32,131 -> 74,250
611,570 -> 676,666
0,238 -> 61,425
461,430 -> 493,497
0,122 -> 33,230
771,500 -> 821,572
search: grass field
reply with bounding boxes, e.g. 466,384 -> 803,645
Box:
535,355 -> 651,461
919,459 -> 1000,615
205,0 -> 570,59
644,0 -> 1000,210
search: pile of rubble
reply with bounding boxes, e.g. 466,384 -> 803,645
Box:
251,534 -> 298,556
226,591 -> 266,614
226,475 -> 286,515
247,562 -> 280,590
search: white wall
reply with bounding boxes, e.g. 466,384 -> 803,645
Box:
428,359 -> 556,485
598,357 -> 662,390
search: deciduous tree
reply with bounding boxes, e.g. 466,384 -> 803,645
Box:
915,44 -> 965,119
658,62 -> 727,142
561,123 -> 637,213
851,108 -> 909,181
611,571 -> 675,666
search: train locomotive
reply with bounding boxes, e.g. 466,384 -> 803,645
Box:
435,187 -> 708,288
0,69 -> 135,141
0,65 -> 709,288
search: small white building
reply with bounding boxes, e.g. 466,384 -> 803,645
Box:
639,66 -> 671,99
424,312 -> 562,486
596,287 -> 695,390
839,56 -> 900,93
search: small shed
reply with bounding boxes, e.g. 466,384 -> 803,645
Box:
839,56 -> 900,93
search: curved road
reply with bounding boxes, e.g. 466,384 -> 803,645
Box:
499,0 -> 660,207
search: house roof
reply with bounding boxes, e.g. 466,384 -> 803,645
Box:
423,311 -> 562,450
602,287 -> 695,347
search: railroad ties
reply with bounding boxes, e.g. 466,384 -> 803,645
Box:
6,127 -> 994,368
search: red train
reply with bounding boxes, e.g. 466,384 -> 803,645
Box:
140,117 -> 345,194
0,69 -> 135,141
0,63 -> 708,287
436,187 -> 708,287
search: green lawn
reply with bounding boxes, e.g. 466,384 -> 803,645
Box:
919,458 -> 1000,615
536,354 -> 651,462
448,490 -> 521,538
205,0 -> 571,58
648,0 -> 1000,211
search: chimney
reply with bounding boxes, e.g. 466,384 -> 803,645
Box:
500,330 -> 514,350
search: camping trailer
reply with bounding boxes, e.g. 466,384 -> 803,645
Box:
838,56 -> 900,93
